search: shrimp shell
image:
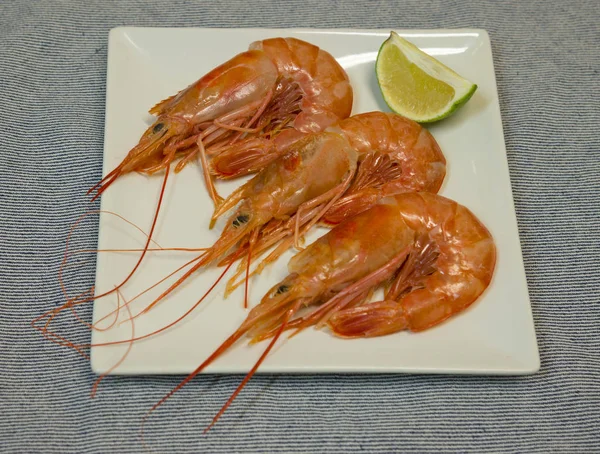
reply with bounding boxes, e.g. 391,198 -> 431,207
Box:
91,37 -> 352,203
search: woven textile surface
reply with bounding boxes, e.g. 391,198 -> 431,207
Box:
1,0 -> 599,452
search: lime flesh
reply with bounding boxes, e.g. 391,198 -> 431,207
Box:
376,32 -> 477,123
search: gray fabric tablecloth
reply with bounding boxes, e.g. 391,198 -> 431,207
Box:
1,1 -> 599,452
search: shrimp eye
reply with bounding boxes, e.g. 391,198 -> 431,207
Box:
275,285 -> 288,295
232,214 -> 250,228
153,123 -> 164,133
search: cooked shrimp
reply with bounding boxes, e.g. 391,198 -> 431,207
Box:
246,192 -> 495,338
224,111 -> 446,291
145,192 -> 496,432
90,37 -> 353,207
136,131 -> 358,314
78,38 -> 351,317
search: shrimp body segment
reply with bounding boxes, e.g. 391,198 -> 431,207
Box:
93,38 -> 353,201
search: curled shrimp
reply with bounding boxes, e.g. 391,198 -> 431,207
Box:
145,192 -> 496,432
91,37 -> 353,207
224,111 -> 446,291
243,192 -> 496,339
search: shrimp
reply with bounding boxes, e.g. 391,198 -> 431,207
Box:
90,37 -> 353,207
224,111 -> 446,291
77,37 -> 351,316
136,131 -> 358,314
145,192 -> 496,432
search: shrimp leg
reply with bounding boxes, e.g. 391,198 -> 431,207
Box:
196,137 -> 224,209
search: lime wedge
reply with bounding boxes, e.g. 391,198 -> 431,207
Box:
376,31 -> 477,123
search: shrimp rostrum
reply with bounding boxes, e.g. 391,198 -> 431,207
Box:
91,37 -> 353,206
149,193 -> 496,431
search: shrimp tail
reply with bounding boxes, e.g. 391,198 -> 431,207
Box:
327,300 -> 410,337
329,235 -> 441,337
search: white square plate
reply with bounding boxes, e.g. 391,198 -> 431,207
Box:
91,27 -> 539,375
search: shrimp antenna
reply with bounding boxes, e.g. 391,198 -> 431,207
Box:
244,229 -> 259,309
87,165 -> 122,201
69,259 -> 237,350
140,300 -> 302,445
81,167 -> 170,308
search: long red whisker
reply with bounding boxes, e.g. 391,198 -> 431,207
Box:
40,245 -> 226,357
244,250 -> 251,309
51,172 -> 169,344
31,299 -> 91,359
140,327 -> 246,447
58,208 -> 164,310
73,247 -> 207,254
32,285 -> 96,353
90,288 -> 135,397
101,253 -> 207,327
60,169 -> 171,315
244,229 -> 259,309
71,259 -> 235,349
139,298 -> 300,446
95,166 -> 170,300
203,300 -> 300,433
58,167 -> 170,319
133,253 -> 207,319
33,256 -> 233,364
132,236 -> 247,319
57,247 -> 208,331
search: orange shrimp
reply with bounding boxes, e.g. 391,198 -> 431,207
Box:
91,37 -> 353,207
136,131 -> 358,314
224,111 -> 446,291
145,192 -> 496,432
